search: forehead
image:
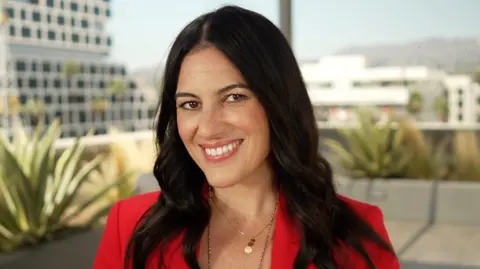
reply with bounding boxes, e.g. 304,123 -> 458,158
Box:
177,46 -> 245,91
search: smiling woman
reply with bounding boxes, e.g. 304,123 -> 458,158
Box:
93,5 -> 400,269
175,47 -> 270,189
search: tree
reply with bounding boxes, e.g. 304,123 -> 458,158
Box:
108,78 -> 127,96
21,99 -> 45,126
433,95 -> 449,122
472,70 -> 480,84
63,59 -> 81,80
6,95 -> 20,115
407,89 -> 423,115
91,97 -> 109,113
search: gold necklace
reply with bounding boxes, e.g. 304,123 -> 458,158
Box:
207,187 -> 279,268
207,219 -> 275,269
212,199 -> 275,254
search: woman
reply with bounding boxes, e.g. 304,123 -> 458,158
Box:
93,5 -> 400,269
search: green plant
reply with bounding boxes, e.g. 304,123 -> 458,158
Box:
91,97 -> 109,113
0,95 -> 21,115
472,69 -> 480,85
407,89 -> 423,115
63,60 -> 81,78
325,108 -> 411,179
398,118 -> 451,179
0,119 -> 126,253
451,131 -> 480,181
433,95 -> 449,121
108,78 -> 127,96
81,127 -> 156,204
21,99 -> 46,126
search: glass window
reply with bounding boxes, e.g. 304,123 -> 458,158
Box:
81,19 -> 88,28
32,11 -> 41,22
21,27 -> 31,38
72,33 -> 79,43
42,62 -> 51,72
48,30 -> 55,40
71,2 -> 78,11
28,78 -> 37,88
16,61 -> 26,72
6,8 -> 14,19
9,25 -> 15,36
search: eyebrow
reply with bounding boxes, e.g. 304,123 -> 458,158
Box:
175,83 -> 249,99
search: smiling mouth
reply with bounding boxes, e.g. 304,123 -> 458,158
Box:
202,140 -> 243,162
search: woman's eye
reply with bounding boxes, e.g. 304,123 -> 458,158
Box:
180,101 -> 200,110
225,94 -> 247,102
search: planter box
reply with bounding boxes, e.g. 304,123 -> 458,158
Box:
0,229 -> 103,269
436,181 -> 480,225
336,177 -> 480,225
336,178 -> 437,222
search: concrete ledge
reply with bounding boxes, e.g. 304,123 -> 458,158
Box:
398,224 -> 480,266
337,177 -> 480,225
437,181 -> 480,225
337,178 -> 436,222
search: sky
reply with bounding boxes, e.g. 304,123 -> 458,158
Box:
106,0 -> 480,72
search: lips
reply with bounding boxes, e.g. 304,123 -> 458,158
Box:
201,139 -> 243,163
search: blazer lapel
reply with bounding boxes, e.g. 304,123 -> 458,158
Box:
271,193 -> 302,269
163,192 -> 310,269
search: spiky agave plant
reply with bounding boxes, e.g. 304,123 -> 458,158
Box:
0,119 -> 127,252
325,107 -> 412,179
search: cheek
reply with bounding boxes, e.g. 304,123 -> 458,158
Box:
176,113 -> 198,143
228,102 -> 269,140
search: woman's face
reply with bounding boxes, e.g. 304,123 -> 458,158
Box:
176,46 -> 270,188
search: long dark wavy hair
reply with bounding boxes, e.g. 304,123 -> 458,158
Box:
125,5 -> 395,269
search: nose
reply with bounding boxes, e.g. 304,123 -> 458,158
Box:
196,106 -> 227,139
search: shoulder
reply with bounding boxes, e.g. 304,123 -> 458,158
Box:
116,191 -> 161,220
114,191 -> 161,234
93,191 -> 161,268
338,194 -> 383,220
337,194 -> 400,268
337,194 -> 388,238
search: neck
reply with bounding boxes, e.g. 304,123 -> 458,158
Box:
210,166 -> 277,222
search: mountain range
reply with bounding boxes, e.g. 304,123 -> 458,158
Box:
130,37 -> 480,84
333,37 -> 480,72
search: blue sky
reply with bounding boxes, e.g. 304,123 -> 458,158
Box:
106,0 -> 479,71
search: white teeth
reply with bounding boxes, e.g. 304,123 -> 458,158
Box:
204,141 -> 240,157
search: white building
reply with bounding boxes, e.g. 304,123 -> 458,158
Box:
0,0 -> 157,138
301,55 -> 480,124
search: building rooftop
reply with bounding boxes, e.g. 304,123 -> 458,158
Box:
307,86 -> 409,106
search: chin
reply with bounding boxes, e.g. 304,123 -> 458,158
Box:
204,174 -> 243,189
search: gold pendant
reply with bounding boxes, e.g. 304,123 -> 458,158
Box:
244,238 -> 255,254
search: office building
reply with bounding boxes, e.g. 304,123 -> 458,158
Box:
0,0 -> 157,138
301,55 -> 480,124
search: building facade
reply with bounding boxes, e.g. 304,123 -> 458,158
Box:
301,55 -> 480,124
0,0 -> 157,138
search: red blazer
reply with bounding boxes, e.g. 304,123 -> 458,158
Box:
93,191 -> 400,268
